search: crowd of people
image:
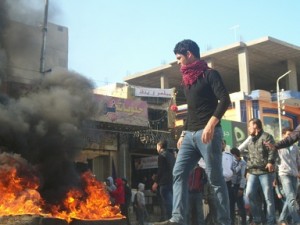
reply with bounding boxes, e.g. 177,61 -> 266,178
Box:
105,176 -> 133,225
104,119 -> 300,225
149,120 -> 300,225
104,38 -> 300,225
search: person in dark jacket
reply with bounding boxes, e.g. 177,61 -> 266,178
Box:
152,139 -> 175,221
265,124 -> 300,150
245,118 -> 277,225
122,178 -> 132,225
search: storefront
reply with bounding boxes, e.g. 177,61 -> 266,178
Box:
79,94 -> 150,182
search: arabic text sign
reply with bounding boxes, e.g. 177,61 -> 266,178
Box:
93,94 -> 149,127
135,87 -> 173,98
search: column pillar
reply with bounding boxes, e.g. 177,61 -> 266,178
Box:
160,74 -> 169,89
119,133 -> 130,179
238,48 -> 251,94
287,60 -> 298,91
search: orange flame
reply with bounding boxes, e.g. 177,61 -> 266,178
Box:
0,153 -> 123,223
50,172 -> 123,222
0,155 -> 44,216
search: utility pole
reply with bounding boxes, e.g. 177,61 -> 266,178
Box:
40,0 -> 49,75
276,70 -> 291,139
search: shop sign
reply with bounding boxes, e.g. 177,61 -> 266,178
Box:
221,119 -> 248,148
93,94 -> 148,127
135,87 -> 173,98
134,156 -> 158,170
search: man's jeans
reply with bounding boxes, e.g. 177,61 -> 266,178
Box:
171,127 -> 231,225
246,173 -> 275,225
279,175 -> 300,223
159,184 -> 173,220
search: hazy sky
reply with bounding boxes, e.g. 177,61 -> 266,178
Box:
48,0 -> 300,87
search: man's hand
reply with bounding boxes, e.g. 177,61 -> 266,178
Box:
265,163 -> 274,172
152,182 -> 158,192
177,136 -> 184,149
202,116 -> 219,144
202,125 -> 215,144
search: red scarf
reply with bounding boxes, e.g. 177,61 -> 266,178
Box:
180,60 -> 209,86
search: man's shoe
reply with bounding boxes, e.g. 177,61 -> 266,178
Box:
153,220 -> 180,225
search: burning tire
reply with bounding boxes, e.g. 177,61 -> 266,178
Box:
70,218 -> 127,225
0,215 -> 68,225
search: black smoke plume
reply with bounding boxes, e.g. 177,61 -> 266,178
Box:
0,0 -> 9,85
0,0 -> 60,93
0,0 -> 102,205
0,71 -> 97,204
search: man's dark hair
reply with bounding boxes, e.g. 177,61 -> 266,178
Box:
249,118 -> 263,130
157,139 -> 168,149
173,39 -> 200,58
230,147 -> 241,157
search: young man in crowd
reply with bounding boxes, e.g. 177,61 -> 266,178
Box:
152,139 -> 175,221
231,147 -> 247,225
266,124 -> 300,150
222,140 -> 234,224
276,127 -> 300,225
245,118 -> 277,225
155,39 -> 231,225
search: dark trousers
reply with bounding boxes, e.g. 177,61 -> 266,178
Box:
226,181 -> 235,225
159,184 -> 173,220
232,184 -> 247,225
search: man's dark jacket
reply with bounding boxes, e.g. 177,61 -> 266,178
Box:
157,149 -> 175,186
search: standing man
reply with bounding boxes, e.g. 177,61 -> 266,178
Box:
222,140 -> 234,224
266,124 -> 300,150
154,39 -> 231,225
276,127 -> 300,225
152,139 -> 176,221
122,178 -> 132,225
230,147 -> 247,225
245,118 -> 277,225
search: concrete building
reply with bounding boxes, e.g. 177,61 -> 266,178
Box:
124,36 -> 300,101
124,37 -> 300,141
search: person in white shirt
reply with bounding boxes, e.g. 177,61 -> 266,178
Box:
277,128 -> 300,225
222,140 -> 235,225
238,136 -> 252,152
231,147 -> 247,225
135,183 -> 148,225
